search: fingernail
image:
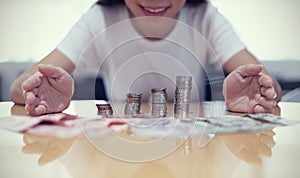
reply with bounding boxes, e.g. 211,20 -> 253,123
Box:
273,92 -> 277,99
257,64 -> 264,68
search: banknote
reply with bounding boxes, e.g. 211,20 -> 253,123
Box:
0,115 -> 41,132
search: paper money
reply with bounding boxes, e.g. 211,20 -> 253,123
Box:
0,115 -> 41,132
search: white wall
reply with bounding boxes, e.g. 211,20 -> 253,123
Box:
0,0 -> 96,62
211,0 -> 300,60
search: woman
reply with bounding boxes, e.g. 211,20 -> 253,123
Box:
10,0 -> 281,116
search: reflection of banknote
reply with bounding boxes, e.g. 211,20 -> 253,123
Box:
132,114 -> 300,138
0,114 -> 129,138
1,113 -> 299,139
131,117 -> 196,138
28,118 -> 129,138
244,113 -> 300,126
0,113 -> 77,132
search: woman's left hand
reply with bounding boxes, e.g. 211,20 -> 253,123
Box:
223,64 -> 277,113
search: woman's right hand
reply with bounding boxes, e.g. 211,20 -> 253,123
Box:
22,64 -> 74,116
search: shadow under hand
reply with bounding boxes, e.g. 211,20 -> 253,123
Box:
132,162 -> 175,178
218,130 -> 276,165
22,134 -> 74,166
11,104 -> 27,116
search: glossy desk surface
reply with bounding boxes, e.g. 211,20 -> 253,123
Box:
0,101 -> 300,178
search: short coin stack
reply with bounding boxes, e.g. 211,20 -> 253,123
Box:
124,93 -> 142,117
150,88 -> 168,118
174,76 -> 192,118
96,102 -> 113,118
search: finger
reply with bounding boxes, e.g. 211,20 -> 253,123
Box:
258,144 -> 272,157
25,103 -> 36,114
22,143 -> 43,154
236,64 -> 263,78
22,72 -> 43,91
38,64 -> 64,78
258,96 -> 276,109
27,104 -> 47,116
24,87 -> 39,104
34,105 -> 48,116
25,91 -> 36,105
259,129 -> 276,136
236,149 -> 262,165
254,105 -> 273,114
25,96 -> 41,113
38,148 -> 65,165
258,73 -> 273,88
23,134 -> 50,145
23,134 -> 37,144
261,86 -> 277,99
260,135 -> 276,148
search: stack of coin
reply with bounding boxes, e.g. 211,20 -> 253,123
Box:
174,76 -> 192,118
124,93 -> 142,117
96,102 -> 113,118
150,88 -> 168,118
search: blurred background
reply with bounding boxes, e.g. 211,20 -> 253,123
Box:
0,0 -> 299,101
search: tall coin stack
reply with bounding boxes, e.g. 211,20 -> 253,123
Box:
150,88 -> 168,118
174,76 -> 192,118
124,93 -> 142,117
96,103 -> 113,118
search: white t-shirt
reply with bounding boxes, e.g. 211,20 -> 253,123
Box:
57,2 -> 246,102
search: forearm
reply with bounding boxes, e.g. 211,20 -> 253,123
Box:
10,79 -> 25,104
10,64 -> 39,104
10,49 -> 75,104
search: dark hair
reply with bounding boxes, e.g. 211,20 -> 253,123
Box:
97,0 -> 207,6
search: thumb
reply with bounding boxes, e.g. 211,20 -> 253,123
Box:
236,64 -> 264,77
37,64 -> 65,78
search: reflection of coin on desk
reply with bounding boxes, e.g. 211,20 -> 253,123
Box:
176,137 -> 192,155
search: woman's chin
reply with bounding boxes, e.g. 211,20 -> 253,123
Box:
131,16 -> 177,39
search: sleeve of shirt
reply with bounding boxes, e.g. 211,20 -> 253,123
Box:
204,3 -> 246,65
56,5 -> 102,65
